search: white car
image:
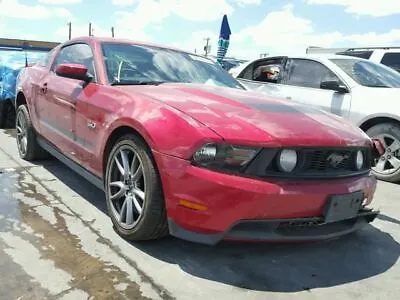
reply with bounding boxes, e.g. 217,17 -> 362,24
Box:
306,47 -> 400,73
231,54 -> 400,182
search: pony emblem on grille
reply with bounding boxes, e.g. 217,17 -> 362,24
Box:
327,153 -> 350,168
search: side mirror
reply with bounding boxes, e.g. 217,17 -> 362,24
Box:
320,80 -> 349,93
55,63 -> 92,82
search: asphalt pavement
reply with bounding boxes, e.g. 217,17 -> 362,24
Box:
0,129 -> 399,300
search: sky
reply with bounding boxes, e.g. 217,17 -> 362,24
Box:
0,0 -> 399,60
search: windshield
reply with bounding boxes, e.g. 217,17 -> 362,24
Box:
330,58 -> 400,88
101,43 -> 243,89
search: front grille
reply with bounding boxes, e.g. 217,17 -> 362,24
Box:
244,147 -> 372,179
303,149 -> 355,172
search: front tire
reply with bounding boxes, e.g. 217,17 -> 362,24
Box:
105,134 -> 168,241
15,105 -> 48,161
366,123 -> 400,183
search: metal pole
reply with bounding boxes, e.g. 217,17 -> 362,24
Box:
204,37 -> 210,57
89,22 -> 92,36
111,27 -> 115,38
68,22 -> 72,40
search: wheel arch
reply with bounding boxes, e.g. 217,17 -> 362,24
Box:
102,125 -> 154,177
359,114 -> 400,132
16,91 -> 27,108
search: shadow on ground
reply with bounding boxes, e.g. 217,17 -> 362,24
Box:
42,162 -> 400,293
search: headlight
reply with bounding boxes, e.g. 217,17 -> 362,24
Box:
192,143 -> 260,171
278,149 -> 298,173
356,150 -> 364,170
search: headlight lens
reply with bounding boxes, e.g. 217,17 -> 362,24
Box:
278,149 -> 298,173
356,150 -> 364,170
192,143 -> 260,171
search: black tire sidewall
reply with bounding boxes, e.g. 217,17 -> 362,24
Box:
16,105 -> 35,160
366,122 -> 400,182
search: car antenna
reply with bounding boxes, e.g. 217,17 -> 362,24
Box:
25,50 -> 28,67
22,41 -> 29,67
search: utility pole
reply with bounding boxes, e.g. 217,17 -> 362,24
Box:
68,22 -> 72,40
203,37 -> 211,57
89,22 -> 92,36
111,27 -> 115,38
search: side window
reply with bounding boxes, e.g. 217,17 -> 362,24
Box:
237,63 -> 254,80
38,48 -> 56,68
52,43 -> 96,80
284,59 -> 341,89
381,53 -> 400,72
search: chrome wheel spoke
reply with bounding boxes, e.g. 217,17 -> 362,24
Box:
131,153 -> 138,173
114,156 -> 125,177
120,150 -> 131,179
119,199 -> 127,222
22,137 -> 27,153
16,126 -> 23,135
133,196 -> 143,214
374,159 -> 386,172
125,197 -> 134,225
132,165 -> 143,182
388,156 -> 400,170
109,181 -> 126,201
132,187 -> 145,202
388,139 -> 400,153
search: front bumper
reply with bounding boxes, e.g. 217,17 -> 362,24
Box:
154,152 -> 378,245
168,209 -> 378,245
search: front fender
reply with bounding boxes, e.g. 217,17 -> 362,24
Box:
100,101 -> 223,161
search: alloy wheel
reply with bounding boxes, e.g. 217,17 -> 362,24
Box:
16,111 -> 28,156
108,145 -> 146,230
372,133 -> 400,175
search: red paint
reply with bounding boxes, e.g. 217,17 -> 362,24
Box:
55,63 -> 89,81
17,37 -> 378,240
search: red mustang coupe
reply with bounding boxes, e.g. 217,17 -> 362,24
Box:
15,37 -> 379,245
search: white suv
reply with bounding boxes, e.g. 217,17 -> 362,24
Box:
231,54 -> 400,182
306,47 -> 400,73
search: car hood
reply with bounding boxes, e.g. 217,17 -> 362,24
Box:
118,83 -> 371,147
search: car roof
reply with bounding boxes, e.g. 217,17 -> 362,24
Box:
64,36 -> 204,58
289,54 -> 371,61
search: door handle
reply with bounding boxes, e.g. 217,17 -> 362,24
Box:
40,83 -> 48,94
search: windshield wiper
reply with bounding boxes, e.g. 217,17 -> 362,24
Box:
111,80 -> 166,86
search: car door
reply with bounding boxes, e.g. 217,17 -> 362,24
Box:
280,58 -> 352,118
236,57 -> 288,99
36,43 -> 97,162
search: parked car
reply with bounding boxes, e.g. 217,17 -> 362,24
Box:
0,39 -> 58,129
15,37 -> 380,245
306,46 -> 400,72
231,54 -> 400,183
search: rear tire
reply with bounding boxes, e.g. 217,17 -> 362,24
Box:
366,122 -> 400,183
16,105 -> 49,161
105,134 -> 168,241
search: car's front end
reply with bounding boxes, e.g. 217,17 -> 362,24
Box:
154,141 -> 378,245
